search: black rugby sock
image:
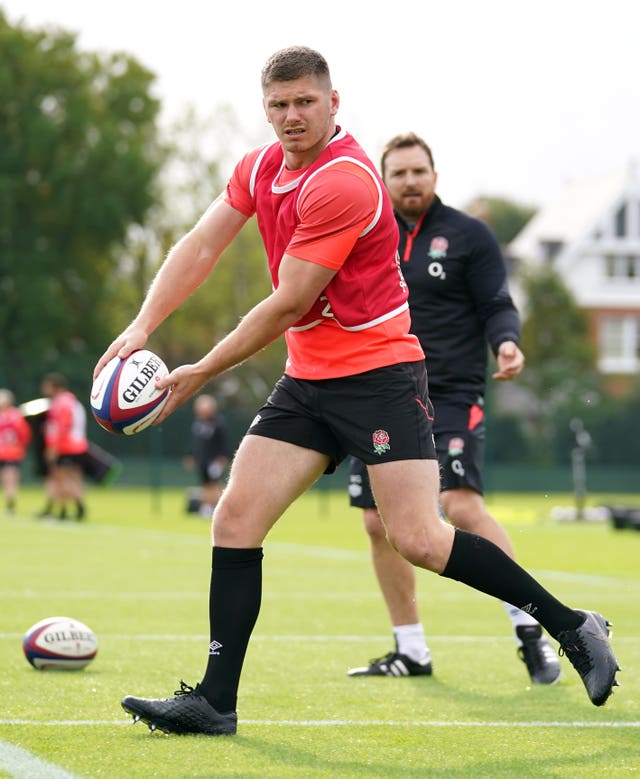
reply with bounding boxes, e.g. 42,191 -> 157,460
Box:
441,529 -> 582,639
199,546 -> 263,712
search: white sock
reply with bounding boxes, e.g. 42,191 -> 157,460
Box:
393,623 -> 431,664
502,601 -> 540,645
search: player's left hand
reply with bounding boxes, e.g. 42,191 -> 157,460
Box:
492,340 -> 525,381
153,363 -> 210,424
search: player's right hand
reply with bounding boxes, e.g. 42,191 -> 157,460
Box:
93,326 -> 149,379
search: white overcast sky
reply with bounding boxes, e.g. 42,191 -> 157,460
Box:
4,0 -> 639,209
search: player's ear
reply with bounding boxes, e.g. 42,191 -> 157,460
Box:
330,89 -> 339,117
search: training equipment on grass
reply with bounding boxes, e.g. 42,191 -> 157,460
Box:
23,616 -> 98,670
18,397 -> 52,417
90,349 -> 170,435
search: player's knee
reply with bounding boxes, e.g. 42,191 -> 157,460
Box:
211,497 -> 240,543
446,505 -> 492,534
441,492 -> 487,531
388,528 -> 449,572
362,508 -> 386,540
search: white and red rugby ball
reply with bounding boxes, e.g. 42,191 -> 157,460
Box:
90,348 -> 170,435
23,616 -> 98,670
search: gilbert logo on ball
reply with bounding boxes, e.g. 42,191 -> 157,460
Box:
23,616 -> 98,670
90,348 -> 170,435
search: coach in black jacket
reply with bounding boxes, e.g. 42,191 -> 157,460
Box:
347,132 -> 561,685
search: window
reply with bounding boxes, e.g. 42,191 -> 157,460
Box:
615,203 -> 627,237
601,317 -> 625,358
599,315 -> 640,373
539,240 -> 563,262
604,254 -> 640,279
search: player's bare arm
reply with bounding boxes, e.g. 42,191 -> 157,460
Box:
153,254 -> 337,422
93,198 -> 248,378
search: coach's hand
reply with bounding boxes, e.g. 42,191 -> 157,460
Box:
492,340 -> 525,381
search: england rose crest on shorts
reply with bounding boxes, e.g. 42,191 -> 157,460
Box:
372,429 -> 390,455
428,236 -> 448,259
448,437 -> 465,456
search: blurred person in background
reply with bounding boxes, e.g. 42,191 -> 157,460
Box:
38,373 -> 89,521
184,393 -> 230,517
0,388 -> 32,515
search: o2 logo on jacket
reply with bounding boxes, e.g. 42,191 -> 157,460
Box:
427,236 -> 448,280
428,261 -> 446,280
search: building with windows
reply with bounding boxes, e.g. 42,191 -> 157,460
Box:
509,162 -> 640,391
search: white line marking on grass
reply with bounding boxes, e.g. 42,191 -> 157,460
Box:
535,569 -> 640,587
1,718 -> 638,729
267,542 -> 369,560
3,571 -> 639,602
0,591 -> 207,600
1,632 -> 638,643
244,720 -> 640,728
0,739 -> 83,778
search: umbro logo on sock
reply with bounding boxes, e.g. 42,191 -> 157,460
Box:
521,603 -> 538,615
209,640 -> 223,655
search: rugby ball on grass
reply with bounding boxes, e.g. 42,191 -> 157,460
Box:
23,616 -> 98,670
90,348 -> 170,435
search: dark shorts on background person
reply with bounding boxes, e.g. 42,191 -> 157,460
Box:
348,397 -> 485,508
56,452 -> 88,469
199,461 -> 225,485
348,455 -> 376,508
247,361 -> 436,474
434,399 -> 484,494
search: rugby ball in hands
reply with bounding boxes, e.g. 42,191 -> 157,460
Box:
90,349 -> 170,435
23,616 -> 98,670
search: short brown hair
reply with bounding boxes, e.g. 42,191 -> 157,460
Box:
380,132 -> 435,177
42,372 -> 68,390
261,46 -> 331,89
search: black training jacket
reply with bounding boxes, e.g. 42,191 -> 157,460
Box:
397,195 -> 520,404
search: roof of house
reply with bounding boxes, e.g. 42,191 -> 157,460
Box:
509,163 -> 638,262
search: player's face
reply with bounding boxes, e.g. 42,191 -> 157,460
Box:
41,380 -> 54,398
383,146 -> 438,221
263,75 -> 339,170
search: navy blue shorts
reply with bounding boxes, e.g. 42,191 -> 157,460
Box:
198,461 -> 225,485
56,452 -> 88,469
348,398 -> 484,507
247,362 -> 436,474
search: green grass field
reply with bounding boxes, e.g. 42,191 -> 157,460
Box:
1,485 -> 639,778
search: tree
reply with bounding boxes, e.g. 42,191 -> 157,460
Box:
466,195 -> 537,245
516,264 -> 601,466
0,11 -> 162,396
520,264 -> 597,404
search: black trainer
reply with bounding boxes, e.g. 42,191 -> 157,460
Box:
348,650 -> 433,677
516,625 -> 562,685
557,610 -> 621,706
121,680 -> 237,735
